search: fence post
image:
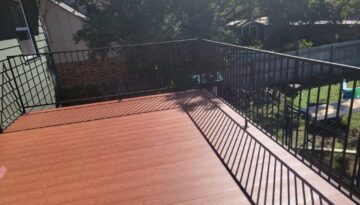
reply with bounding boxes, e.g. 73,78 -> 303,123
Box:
198,40 -> 203,87
244,118 -> 248,130
7,57 -> 26,114
330,45 -> 334,62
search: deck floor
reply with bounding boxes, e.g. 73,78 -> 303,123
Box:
0,91 -> 250,205
0,90 -> 356,204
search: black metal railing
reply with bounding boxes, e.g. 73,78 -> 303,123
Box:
1,38 -> 360,202
185,93 -> 334,204
200,39 -> 360,201
0,59 -> 24,132
0,39 -> 224,130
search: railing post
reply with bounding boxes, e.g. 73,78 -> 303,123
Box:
357,134 -> 360,188
0,65 -> 4,133
7,57 -> 26,114
244,118 -> 248,130
351,134 -> 360,195
197,39 -> 204,88
48,53 -> 63,108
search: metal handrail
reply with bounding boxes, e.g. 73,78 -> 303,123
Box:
6,38 -> 200,58
202,39 -> 360,72
1,38 -> 360,202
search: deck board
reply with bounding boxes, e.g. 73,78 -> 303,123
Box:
0,104 -> 250,204
0,90 -> 356,204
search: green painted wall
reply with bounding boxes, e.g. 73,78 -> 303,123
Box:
0,18 -> 56,130
0,19 -> 48,61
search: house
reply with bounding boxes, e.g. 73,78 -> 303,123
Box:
0,0 -> 88,62
0,0 -> 125,108
41,0 -> 88,52
0,0 -> 90,126
228,17 -> 269,44
230,17 -> 360,46
0,0 -> 48,61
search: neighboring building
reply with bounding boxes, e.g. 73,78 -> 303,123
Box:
0,0 -> 49,61
41,0 -> 88,52
230,17 -> 360,46
0,0 -> 56,126
61,0 -> 109,13
0,0 -> 89,119
228,17 -> 268,44
0,0 -> 88,61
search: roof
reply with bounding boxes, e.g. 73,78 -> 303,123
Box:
50,0 -> 86,20
228,17 -> 269,27
292,20 -> 360,26
60,0 -> 109,14
229,17 -> 360,28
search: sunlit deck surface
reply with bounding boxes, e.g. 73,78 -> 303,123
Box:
0,90 -> 356,204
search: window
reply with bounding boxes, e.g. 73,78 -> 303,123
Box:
8,0 -> 37,58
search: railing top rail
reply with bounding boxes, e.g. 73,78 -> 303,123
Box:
201,39 -> 360,72
6,38 -> 200,58
6,37 -> 360,73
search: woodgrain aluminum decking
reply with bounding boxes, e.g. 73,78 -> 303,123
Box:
0,90 -> 356,204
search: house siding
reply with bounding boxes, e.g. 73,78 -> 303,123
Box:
0,18 -> 55,131
42,0 -> 88,53
0,19 -> 49,61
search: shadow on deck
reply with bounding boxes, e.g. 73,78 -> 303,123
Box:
0,89 -> 355,205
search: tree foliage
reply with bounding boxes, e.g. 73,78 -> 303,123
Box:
73,0 -> 231,48
68,0 -> 360,48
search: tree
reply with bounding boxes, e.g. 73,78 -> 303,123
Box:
68,0 -> 360,48
72,0 -> 235,48
73,0 -> 170,47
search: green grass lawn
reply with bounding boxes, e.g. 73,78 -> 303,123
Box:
226,80 -> 360,185
293,81 -> 360,138
241,81 -> 360,184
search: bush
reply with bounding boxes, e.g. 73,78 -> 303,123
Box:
281,39 -> 314,51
